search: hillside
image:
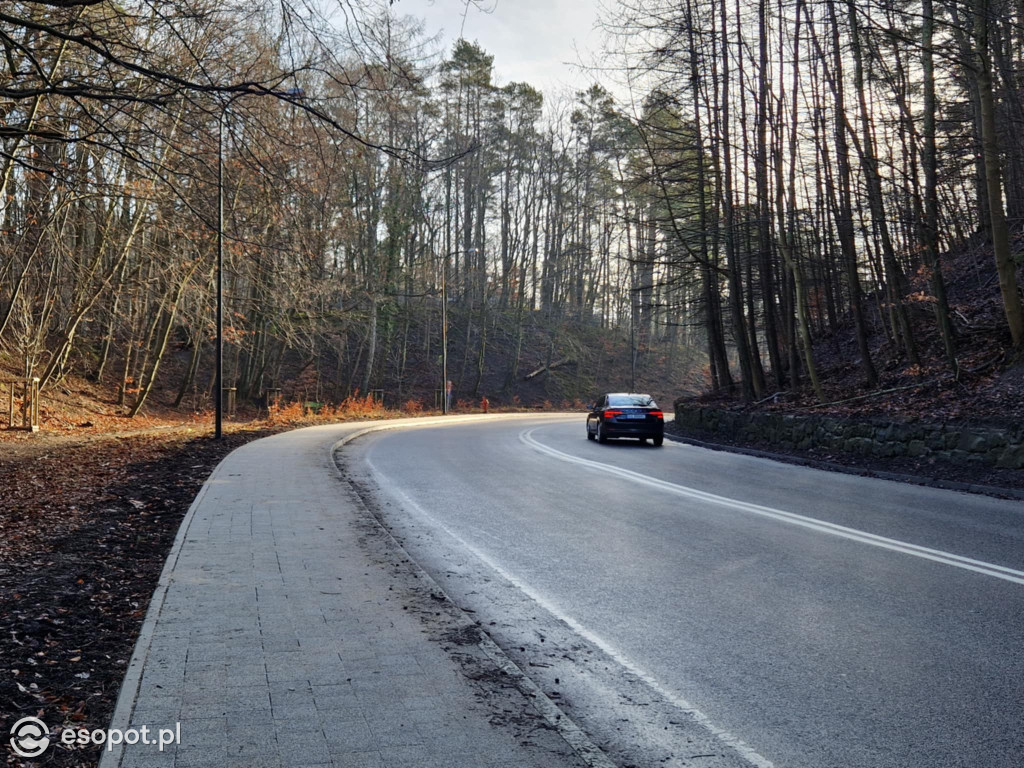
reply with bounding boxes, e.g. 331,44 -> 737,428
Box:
669,233 -> 1024,495
686,233 -> 1024,428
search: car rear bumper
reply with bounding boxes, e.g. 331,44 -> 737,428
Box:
604,422 -> 664,438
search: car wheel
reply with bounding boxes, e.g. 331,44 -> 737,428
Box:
653,435 -> 664,446
587,422 -> 595,440
597,421 -> 608,443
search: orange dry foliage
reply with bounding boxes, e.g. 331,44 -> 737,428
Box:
265,390 -> 398,426
267,400 -> 304,425
338,391 -> 385,417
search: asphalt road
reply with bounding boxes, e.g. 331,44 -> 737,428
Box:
343,415 -> 1024,768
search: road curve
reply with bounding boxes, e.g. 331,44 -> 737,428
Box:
341,415 -> 1024,768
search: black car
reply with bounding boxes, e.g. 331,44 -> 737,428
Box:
586,393 -> 665,445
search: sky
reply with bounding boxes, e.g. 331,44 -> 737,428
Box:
400,0 -> 605,97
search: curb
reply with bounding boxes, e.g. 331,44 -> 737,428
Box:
665,432 -> 1024,501
329,411 -> 576,450
331,417 -> 618,768
98,456 -> 222,768
99,412 -> 578,768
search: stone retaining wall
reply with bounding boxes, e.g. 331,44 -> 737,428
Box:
673,405 -> 1024,470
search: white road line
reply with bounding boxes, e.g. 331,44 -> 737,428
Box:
363,451 -> 776,768
522,429 -> 1024,587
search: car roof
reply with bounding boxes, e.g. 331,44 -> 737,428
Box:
605,392 -> 653,397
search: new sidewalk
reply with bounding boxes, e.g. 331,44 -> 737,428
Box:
101,417 -> 597,768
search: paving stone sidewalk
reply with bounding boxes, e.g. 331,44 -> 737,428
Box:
101,419 -> 593,768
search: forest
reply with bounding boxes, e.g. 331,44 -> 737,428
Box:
1,0 -> 1022,417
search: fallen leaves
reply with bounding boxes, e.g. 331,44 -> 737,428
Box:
0,429 -> 274,768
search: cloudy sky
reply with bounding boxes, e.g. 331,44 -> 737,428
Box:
400,0 -> 605,95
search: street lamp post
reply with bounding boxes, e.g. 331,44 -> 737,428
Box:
441,258 -> 448,414
629,260 -> 637,392
215,109 -> 225,439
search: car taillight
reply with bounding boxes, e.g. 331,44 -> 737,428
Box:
603,410 -> 623,419
650,410 -> 664,419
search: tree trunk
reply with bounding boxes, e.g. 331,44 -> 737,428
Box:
757,0 -> 784,389
822,0 -> 877,386
974,0 -> 1024,346
922,0 -> 959,371
776,0 -> 824,402
846,0 -> 920,365
720,0 -> 758,400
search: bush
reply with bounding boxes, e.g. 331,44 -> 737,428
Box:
267,400 -> 304,425
338,390 -> 383,418
265,390 -> 412,427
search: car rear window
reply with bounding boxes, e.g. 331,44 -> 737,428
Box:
608,395 -> 657,408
